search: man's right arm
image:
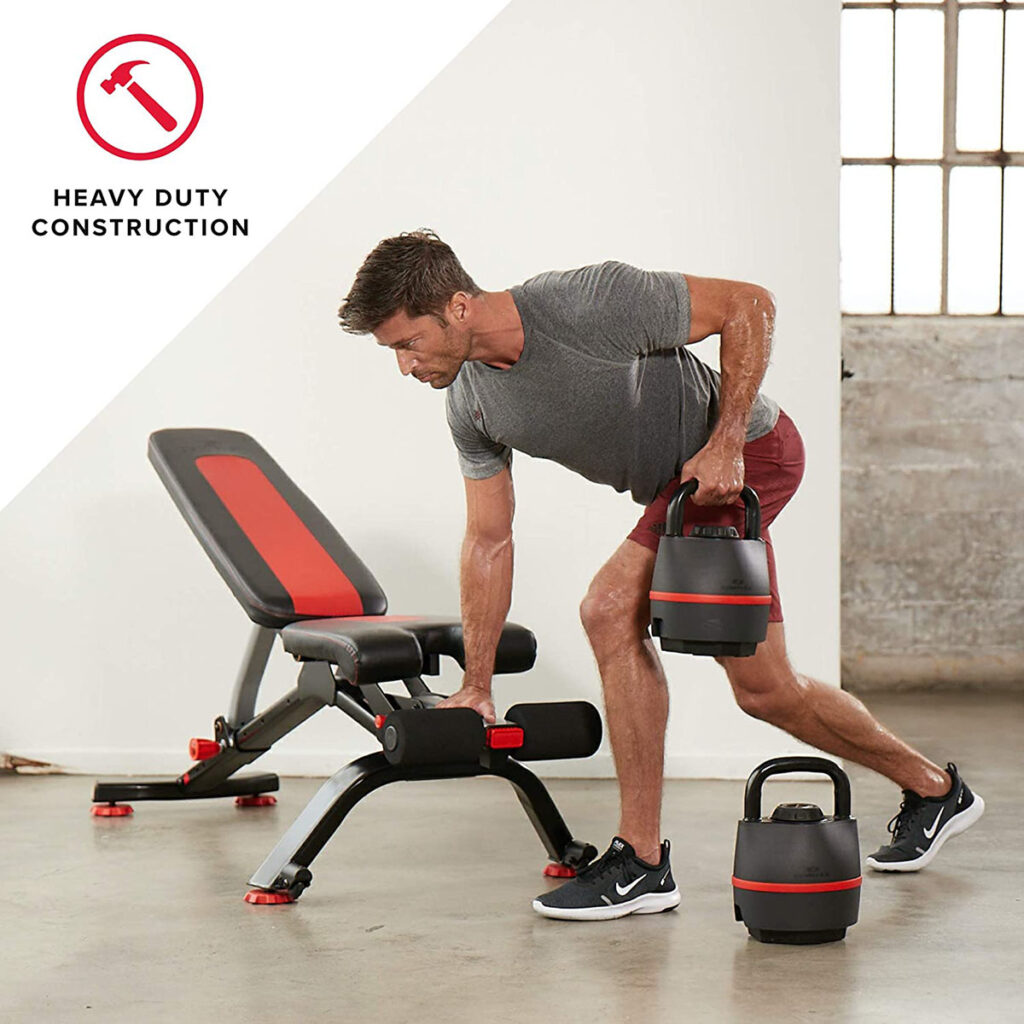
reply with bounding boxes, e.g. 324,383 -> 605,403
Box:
460,464 -> 515,694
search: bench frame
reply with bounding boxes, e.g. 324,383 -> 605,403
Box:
94,624 -> 598,901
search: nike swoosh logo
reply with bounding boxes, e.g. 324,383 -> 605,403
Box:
923,809 -> 944,839
615,875 -> 647,896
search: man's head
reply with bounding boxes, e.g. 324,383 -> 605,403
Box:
339,229 -> 481,389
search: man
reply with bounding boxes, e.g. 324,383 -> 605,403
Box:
339,230 -> 984,922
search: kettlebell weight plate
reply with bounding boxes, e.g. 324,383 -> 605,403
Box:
656,636 -> 758,658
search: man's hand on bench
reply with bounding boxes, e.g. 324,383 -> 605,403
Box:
436,684 -> 496,724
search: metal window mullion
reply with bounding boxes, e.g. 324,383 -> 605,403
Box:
999,165 -> 1007,315
942,0 -> 959,314
998,5 -> 1007,313
890,4 -> 898,314
940,165 -> 951,315
842,153 -> 1024,165
844,3 -> 1024,8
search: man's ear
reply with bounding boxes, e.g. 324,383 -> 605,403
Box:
447,291 -> 471,323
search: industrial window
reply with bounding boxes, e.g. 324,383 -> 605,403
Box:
841,1 -> 1024,315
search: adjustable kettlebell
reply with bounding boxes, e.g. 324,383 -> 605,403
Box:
649,480 -> 771,657
733,757 -> 861,945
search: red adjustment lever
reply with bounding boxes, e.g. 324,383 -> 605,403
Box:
374,714 -> 387,729
486,725 -> 524,750
189,738 -> 221,761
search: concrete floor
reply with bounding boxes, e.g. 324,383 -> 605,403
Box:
2,693 -> 1022,1023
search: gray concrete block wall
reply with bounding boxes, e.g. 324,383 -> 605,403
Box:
841,317 -> 1024,691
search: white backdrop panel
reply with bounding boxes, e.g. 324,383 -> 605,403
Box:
0,0 -> 840,779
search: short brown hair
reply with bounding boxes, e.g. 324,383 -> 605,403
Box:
338,229 -> 480,334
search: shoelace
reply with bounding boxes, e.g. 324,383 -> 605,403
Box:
886,793 -> 926,841
577,846 -> 635,886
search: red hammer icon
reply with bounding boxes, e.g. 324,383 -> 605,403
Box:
100,60 -> 177,132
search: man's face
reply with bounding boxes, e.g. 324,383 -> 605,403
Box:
374,304 -> 469,389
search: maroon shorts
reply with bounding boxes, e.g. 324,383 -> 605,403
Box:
628,410 -> 805,623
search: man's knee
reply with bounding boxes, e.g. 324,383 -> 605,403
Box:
579,581 -> 647,645
730,681 -> 785,723
718,650 -> 798,725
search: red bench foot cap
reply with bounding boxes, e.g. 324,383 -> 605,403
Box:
244,889 -> 294,905
543,863 -> 576,878
235,794 -> 277,807
91,803 -> 133,817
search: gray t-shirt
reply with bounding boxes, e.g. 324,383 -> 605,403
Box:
445,261 -> 779,505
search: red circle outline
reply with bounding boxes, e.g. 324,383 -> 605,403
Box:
77,34 -> 203,161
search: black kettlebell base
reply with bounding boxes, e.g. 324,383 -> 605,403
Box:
746,927 -> 847,945
658,638 -> 757,658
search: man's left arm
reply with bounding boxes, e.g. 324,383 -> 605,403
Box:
680,274 -> 777,506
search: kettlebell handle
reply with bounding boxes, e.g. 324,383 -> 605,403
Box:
665,480 -> 762,540
743,756 -> 852,821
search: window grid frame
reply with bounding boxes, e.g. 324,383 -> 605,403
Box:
842,0 -> 1024,316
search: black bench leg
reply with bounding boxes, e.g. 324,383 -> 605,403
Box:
484,756 -> 598,872
245,751 -> 597,904
246,752 -> 405,900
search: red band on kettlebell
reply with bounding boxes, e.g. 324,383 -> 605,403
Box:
731,875 -> 862,893
650,591 -> 772,605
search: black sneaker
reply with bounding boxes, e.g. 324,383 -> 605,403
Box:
532,836 -> 680,921
866,763 -> 985,873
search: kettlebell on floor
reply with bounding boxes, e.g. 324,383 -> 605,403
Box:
732,757 -> 861,944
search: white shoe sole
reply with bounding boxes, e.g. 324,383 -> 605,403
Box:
532,887 -> 681,921
866,793 -> 986,873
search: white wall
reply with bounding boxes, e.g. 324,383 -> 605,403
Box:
0,0 -> 840,778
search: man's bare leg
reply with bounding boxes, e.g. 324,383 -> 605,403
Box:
718,623 -> 951,796
580,540 -> 669,865
579,538 -> 953,869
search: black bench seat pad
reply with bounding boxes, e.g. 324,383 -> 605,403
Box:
280,616 -> 536,685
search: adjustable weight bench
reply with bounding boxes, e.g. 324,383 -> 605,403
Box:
92,429 -> 600,904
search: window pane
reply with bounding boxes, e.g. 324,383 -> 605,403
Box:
1005,12 -> 1024,152
894,166 -> 943,313
957,10 -> 1003,151
1003,168 -> 1024,314
841,166 -> 893,314
895,10 -> 944,158
948,166 -> 1002,313
841,9 -> 893,158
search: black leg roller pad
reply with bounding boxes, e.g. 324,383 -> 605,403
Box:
375,701 -> 602,767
